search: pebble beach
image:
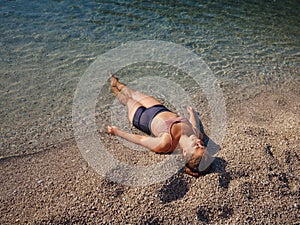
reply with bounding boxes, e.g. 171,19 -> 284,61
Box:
1,79 -> 299,224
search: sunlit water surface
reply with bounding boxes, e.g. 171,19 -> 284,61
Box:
0,0 -> 299,157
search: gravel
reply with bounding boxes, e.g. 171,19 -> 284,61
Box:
0,81 -> 299,224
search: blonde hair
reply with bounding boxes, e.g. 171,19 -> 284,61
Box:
184,150 -> 213,177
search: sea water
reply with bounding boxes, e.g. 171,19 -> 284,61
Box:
0,0 -> 299,158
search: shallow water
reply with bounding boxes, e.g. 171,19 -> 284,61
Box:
0,0 -> 299,157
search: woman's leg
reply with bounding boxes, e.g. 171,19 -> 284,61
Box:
130,91 -> 162,108
110,73 -> 162,108
111,76 -> 142,123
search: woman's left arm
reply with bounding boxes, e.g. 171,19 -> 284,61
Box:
187,106 -> 203,139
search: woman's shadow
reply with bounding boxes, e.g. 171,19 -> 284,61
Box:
196,115 -> 230,189
158,157 -> 228,203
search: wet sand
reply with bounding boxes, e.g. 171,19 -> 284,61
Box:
0,80 -> 299,224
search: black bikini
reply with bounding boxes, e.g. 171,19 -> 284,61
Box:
132,105 -> 171,135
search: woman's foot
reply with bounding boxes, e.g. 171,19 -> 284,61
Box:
110,72 -> 119,88
109,72 -> 132,97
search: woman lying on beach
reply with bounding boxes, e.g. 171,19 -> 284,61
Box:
107,73 -> 212,177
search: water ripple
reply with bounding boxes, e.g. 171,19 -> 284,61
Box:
0,0 -> 299,157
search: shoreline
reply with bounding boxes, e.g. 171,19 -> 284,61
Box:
1,72 -> 298,159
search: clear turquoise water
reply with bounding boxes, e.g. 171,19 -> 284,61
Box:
0,0 -> 299,157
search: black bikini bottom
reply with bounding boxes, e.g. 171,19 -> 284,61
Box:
132,104 -> 171,135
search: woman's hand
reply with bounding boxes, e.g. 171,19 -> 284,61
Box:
187,106 -> 196,115
107,125 -> 119,135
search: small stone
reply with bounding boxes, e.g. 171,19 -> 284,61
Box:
37,180 -> 43,184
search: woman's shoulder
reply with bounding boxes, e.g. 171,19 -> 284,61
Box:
158,132 -> 172,143
154,133 -> 174,153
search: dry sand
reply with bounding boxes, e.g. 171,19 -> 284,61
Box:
0,81 -> 299,224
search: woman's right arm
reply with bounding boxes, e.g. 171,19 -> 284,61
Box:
107,125 -> 171,153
